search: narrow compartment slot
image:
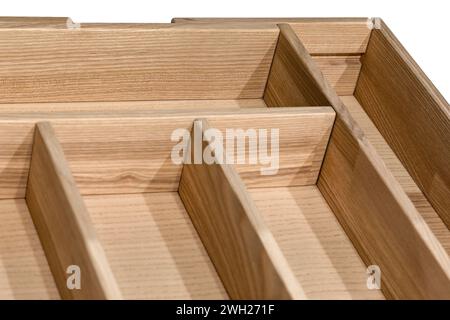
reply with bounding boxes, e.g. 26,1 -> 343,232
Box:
179,119 -> 304,299
25,122 -> 122,299
250,185 -> 384,300
264,23 -> 450,299
340,95 -> 450,254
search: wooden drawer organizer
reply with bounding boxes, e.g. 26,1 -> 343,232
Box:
0,17 -> 448,300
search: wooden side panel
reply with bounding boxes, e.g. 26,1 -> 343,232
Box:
25,122 -> 122,299
178,119 -> 304,299
265,24 -> 450,299
0,108 -> 333,198
173,18 -> 372,54
0,25 -> 278,103
355,20 -> 450,228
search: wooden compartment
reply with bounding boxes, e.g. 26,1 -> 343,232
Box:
173,17 -> 450,299
0,17 -> 448,300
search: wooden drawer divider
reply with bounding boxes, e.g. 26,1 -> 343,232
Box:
26,122 -> 122,299
178,119 -> 305,299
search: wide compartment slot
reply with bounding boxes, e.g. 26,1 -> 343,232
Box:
83,192 -> 227,299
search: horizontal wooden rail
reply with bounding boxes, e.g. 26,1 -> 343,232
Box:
178,119 -> 304,299
264,23 -> 450,299
0,16 -> 72,28
0,108 -> 334,198
25,122 -> 122,299
0,24 -> 278,103
172,17 -> 372,55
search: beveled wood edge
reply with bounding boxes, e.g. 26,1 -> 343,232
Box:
178,119 -> 305,299
25,121 -> 122,299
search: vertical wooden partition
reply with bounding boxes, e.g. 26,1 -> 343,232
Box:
263,23 -> 450,299
178,119 -> 305,300
26,122 -> 122,299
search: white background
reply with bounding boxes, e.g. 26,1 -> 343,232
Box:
2,0 -> 449,101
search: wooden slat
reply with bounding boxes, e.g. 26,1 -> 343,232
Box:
85,192 -> 228,299
172,18 -> 372,54
250,185 -> 385,300
312,56 -> 361,95
25,122 -> 122,299
355,20 -> 450,228
0,198 -> 59,299
265,23 -> 450,299
0,107 -> 334,198
178,119 -> 304,299
0,24 -> 278,103
0,99 -> 267,114
0,16 -> 71,28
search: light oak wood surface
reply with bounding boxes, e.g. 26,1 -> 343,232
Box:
0,99 -> 267,114
312,56 -> 361,96
179,119 -> 304,299
266,23 -> 450,299
26,122 -> 122,299
84,192 -> 228,299
250,185 -> 384,300
341,95 -> 450,254
355,20 -> 450,228
172,18 -> 372,54
0,107 -> 334,198
0,16 -> 70,28
0,198 -> 59,299
0,24 -> 278,103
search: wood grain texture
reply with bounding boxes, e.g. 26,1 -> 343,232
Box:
250,186 -> 384,300
312,56 -> 361,96
0,99 -> 267,114
0,121 -> 34,199
179,119 -> 305,299
0,198 -> 59,299
341,95 -> 450,254
266,24 -> 450,299
0,16 -> 70,28
172,18 -> 372,54
25,122 -> 122,299
0,107 -> 334,198
355,20 -> 450,228
84,192 -> 227,299
0,24 -> 278,103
